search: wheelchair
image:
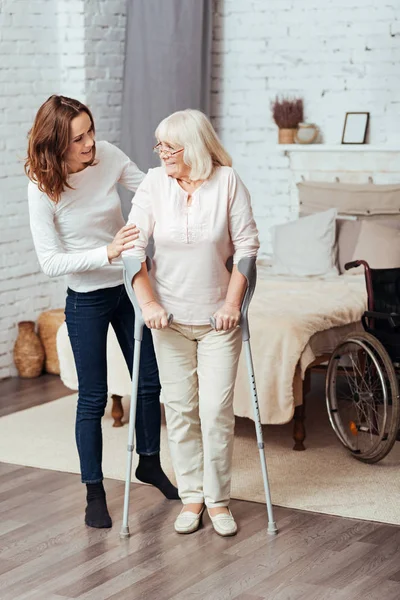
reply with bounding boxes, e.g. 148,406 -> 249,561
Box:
326,260 -> 400,463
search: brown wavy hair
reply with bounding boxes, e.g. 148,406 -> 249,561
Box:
25,95 -> 96,203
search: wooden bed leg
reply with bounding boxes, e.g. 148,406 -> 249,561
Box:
293,403 -> 306,451
111,394 -> 124,427
292,369 -> 311,451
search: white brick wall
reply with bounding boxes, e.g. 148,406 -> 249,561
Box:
0,0 -> 127,378
84,0 -> 127,144
58,0 -> 86,100
287,149 -> 400,210
1,0 -> 399,378
0,0 -> 70,379
211,0 -> 400,256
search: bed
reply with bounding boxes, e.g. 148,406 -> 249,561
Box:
232,266 -> 366,450
56,179 -> 400,451
241,178 -> 400,450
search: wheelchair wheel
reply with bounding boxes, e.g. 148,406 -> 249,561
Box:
326,331 -> 400,463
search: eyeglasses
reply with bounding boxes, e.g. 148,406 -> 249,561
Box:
153,142 -> 183,158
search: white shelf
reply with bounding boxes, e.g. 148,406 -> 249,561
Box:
278,145 -> 400,152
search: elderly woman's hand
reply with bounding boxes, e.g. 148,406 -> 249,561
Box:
213,302 -> 241,331
142,301 -> 170,329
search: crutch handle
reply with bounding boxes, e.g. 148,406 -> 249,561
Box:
209,315 -> 238,330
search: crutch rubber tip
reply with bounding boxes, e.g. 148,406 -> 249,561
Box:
119,527 -> 130,539
267,522 -> 278,535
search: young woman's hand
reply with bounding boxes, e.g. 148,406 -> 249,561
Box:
141,301 -> 170,329
107,224 -> 140,262
213,302 -> 241,331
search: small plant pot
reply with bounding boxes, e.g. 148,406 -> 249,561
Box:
278,128 -> 296,144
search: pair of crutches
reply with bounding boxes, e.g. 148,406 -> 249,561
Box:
119,255 -> 277,538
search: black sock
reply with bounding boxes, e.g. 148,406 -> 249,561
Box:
135,453 -> 180,500
85,482 -> 112,528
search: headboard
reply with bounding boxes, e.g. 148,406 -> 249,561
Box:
297,181 -> 400,221
295,181 -> 400,273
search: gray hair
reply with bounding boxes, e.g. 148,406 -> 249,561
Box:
155,109 -> 232,180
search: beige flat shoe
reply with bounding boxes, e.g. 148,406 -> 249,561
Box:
208,508 -> 237,537
174,506 -> 205,534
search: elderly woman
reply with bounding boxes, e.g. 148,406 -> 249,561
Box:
124,109 -> 259,536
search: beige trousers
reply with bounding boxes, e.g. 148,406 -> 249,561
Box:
152,323 -> 242,507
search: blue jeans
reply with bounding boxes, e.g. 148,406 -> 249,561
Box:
65,284 -> 161,484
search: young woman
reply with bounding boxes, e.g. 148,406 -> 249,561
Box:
124,109 -> 259,536
26,95 -> 178,529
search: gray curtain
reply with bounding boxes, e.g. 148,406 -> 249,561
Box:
119,0 -> 213,217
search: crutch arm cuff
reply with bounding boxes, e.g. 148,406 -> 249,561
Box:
122,255 -> 144,285
237,256 -> 257,292
237,257 -> 257,341
122,256 -> 145,340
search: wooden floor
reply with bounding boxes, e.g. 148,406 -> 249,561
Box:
1,375 -> 400,600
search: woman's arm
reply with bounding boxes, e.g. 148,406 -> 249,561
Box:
109,143 -> 145,192
123,171 -> 169,329
213,266 -> 246,331
225,266 -> 247,309
131,262 -> 169,329
28,185 -> 108,277
213,170 -> 260,331
228,169 -> 260,264
28,184 -> 138,277
123,173 -> 155,264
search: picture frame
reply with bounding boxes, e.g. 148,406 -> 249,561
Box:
341,112 -> 369,145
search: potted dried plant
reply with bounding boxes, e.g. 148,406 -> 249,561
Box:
271,96 -> 304,144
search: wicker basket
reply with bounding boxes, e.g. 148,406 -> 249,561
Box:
278,128 -> 296,144
13,321 -> 45,378
37,309 -> 65,374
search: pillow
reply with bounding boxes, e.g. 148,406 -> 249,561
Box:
271,208 -> 338,277
337,217 -> 400,274
337,219 -> 361,274
346,220 -> 400,274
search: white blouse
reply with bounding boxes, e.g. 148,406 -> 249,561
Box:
124,165 -> 260,325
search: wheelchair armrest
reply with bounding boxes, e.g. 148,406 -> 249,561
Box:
364,311 -> 400,329
345,260 -> 361,271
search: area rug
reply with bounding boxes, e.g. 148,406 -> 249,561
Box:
0,390 -> 399,525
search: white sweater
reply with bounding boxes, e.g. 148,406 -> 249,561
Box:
125,166 -> 260,325
28,141 -> 144,292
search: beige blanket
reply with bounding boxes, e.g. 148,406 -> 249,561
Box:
233,273 -> 367,425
